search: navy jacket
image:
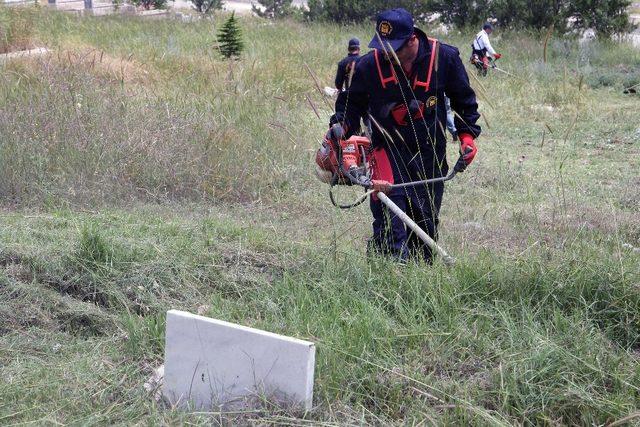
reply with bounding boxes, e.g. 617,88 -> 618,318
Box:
335,53 -> 360,90
335,29 -> 481,192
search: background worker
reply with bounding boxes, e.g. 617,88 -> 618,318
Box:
332,8 -> 481,263
335,37 -> 361,91
445,97 -> 457,141
471,23 -> 501,72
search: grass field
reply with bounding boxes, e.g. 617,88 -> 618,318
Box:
1,7 -> 639,425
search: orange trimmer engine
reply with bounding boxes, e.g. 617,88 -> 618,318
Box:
315,135 -> 371,186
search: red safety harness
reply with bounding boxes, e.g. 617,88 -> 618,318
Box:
373,38 -> 439,126
373,38 -> 439,92
373,47 -> 398,89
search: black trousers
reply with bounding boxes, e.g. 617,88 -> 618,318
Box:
368,182 -> 444,263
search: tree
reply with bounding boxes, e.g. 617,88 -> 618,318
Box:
305,0 -> 635,36
433,0 -> 633,35
306,0 -> 431,24
217,12 -> 244,59
488,0 -> 564,28
568,0 -> 635,36
190,0 -> 223,14
130,0 -> 166,9
252,0 -> 292,19
430,0 -> 489,28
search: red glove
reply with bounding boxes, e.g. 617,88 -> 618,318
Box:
459,134 -> 477,166
370,179 -> 392,194
494,53 -> 502,60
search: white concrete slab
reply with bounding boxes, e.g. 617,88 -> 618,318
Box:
163,310 -> 315,411
137,9 -> 169,18
0,48 -> 50,62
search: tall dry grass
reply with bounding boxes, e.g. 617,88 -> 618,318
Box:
0,8 -> 37,53
1,9 -> 638,208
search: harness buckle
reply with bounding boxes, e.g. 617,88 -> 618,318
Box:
389,99 -> 425,126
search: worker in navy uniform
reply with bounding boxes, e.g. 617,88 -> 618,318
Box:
333,8 -> 481,263
335,37 -> 361,91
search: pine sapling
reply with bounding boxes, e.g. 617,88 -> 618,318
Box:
217,12 -> 244,59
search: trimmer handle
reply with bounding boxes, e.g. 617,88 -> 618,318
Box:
453,147 -> 473,173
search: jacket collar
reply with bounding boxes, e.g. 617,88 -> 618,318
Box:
412,28 -> 432,65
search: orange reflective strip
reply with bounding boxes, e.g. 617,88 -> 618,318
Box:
374,49 -> 397,89
413,38 -> 438,91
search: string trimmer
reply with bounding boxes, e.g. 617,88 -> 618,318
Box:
315,126 -> 470,265
471,56 -> 514,77
488,58 -> 515,77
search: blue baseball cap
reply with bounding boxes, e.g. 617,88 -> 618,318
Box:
368,8 -> 415,52
348,37 -> 360,49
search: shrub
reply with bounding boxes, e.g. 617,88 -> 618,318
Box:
467,0 -> 631,35
306,0 -> 431,24
568,0 -> 636,36
0,8 -> 36,54
587,70 -> 621,88
252,0 -> 292,19
621,72 -> 640,90
488,0 -> 569,29
429,0 -> 489,29
308,0 -> 635,35
129,0 -> 167,10
190,0 -> 223,14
